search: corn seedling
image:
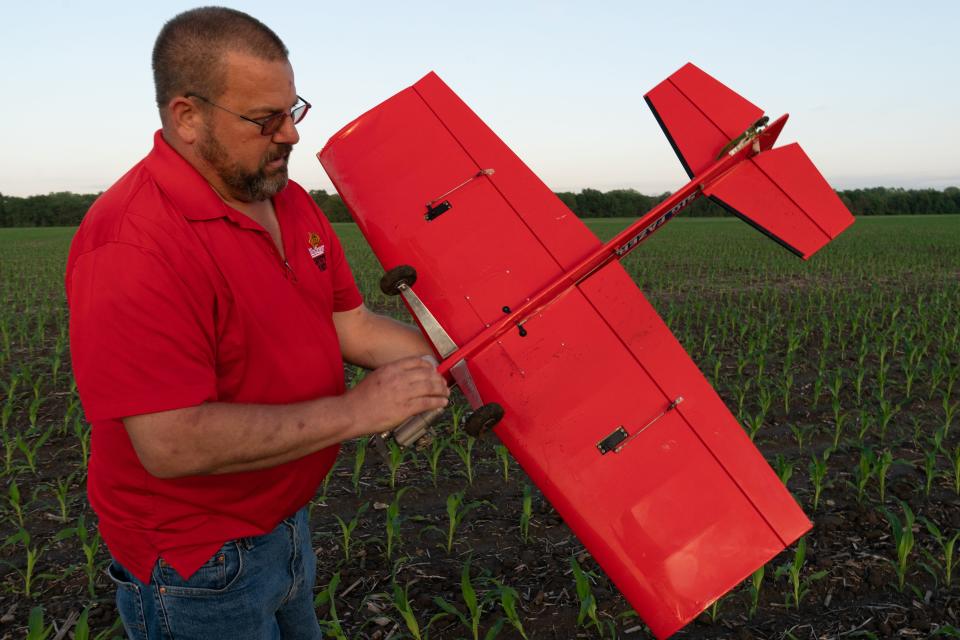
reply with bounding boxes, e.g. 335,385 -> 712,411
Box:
334,501 -> 369,562
854,364 -> 866,407
71,606 -> 124,640
351,436 -> 368,495
450,436 -> 476,485
903,345 -> 923,398
774,454 -> 794,487
385,487 -> 409,560
73,416 -> 91,469
775,537 -> 826,609
51,472 -> 76,522
1,397 -> 14,432
391,580 -> 421,638
790,423 -> 813,450
922,518 -> 959,588
780,372 -> 794,415
808,453 -> 828,511
748,564 -> 764,618
877,345 -> 891,401
444,490 -> 490,554
707,596 -> 722,622
851,447 -> 877,504
493,582 -> 528,639
758,385 -> 773,424
735,378 -> 750,418
16,427 -> 51,474
313,572 -> 348,640
433,556 -> 487,640
875,450 -> 911,503
570,555 -> 609,636
832,411 -> 849,451
744,413 -> 764,441
26,606 -> 54,640
392,579 -> 449,640
315,455 -> 341,507
450,402 -> 468,436
882,500 -> 916,592
427,434 -> 449,488
7,480 -> 25,528
519,483 -> 533,543
386,438 -> 407,490
877,398 -> 900,443
495,443 -> 511,483
54,514 -> 102,596
3,527 -> 45,597
857,409 -> 875,442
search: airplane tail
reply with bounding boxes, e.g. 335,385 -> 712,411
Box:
645,63 -> 854,259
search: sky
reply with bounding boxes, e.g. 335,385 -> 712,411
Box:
1,0 -> 958,198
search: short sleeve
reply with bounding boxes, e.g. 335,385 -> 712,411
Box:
67,242 -> 218,423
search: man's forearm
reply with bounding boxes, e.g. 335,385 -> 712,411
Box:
124,395 -> 361,478
123,355 -> 450,479
334,305 -> 434,370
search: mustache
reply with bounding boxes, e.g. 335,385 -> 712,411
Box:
265,144 -> 294,164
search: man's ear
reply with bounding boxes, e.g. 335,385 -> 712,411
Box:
164,96 -> 204,145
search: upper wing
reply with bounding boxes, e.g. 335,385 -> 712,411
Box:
319,72 -> 811,639
319,71 -> 600,350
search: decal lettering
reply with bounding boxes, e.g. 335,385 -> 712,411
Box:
615,192 -> 698,256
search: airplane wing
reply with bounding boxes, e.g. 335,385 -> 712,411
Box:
319,72 -> 811,639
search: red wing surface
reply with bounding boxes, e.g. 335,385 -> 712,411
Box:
320,72 -> 811,639
644,62 -> 764,178
470,261 -> 810,638
705,143 -> 855,259
319,72 -> 600,348
646,64 -> 854,259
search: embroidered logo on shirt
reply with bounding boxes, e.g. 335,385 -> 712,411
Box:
307,232 -> 326,271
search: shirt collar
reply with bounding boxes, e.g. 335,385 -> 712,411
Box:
142,130 -> 290,230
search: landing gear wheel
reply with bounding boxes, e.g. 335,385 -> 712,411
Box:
464,403 -> 505,438
380,265 -> 417,296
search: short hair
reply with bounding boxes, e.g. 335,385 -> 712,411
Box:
152,7 -> 289,109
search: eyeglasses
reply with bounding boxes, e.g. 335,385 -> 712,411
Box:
185,93 -> 311,136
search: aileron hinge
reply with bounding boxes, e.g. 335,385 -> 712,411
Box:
423,168 -> 495,222
597,396 -> 684,456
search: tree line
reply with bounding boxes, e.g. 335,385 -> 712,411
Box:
1,186 -> 958,227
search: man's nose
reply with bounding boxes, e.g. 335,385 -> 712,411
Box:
272,113 -> 300,145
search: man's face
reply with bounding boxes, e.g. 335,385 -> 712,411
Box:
196,51 -> 300,203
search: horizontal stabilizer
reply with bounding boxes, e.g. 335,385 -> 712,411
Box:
704,143 -> 855,259
645,63 -> 764,178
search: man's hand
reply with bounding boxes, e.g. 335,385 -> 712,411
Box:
344,356 -> 449,433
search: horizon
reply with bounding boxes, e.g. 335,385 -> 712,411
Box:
1,1 -> 958,197
3,184 -> 958,201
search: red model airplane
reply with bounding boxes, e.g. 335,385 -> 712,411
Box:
318,63 -> 854,639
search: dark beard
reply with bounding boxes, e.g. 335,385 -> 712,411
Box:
197,127 -> 292,203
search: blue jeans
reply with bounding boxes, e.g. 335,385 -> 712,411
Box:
107,507 -> 322,640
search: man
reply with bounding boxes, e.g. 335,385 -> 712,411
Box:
65,7 -> 449,639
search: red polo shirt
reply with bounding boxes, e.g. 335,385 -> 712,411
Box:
66,131 -> 363,583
